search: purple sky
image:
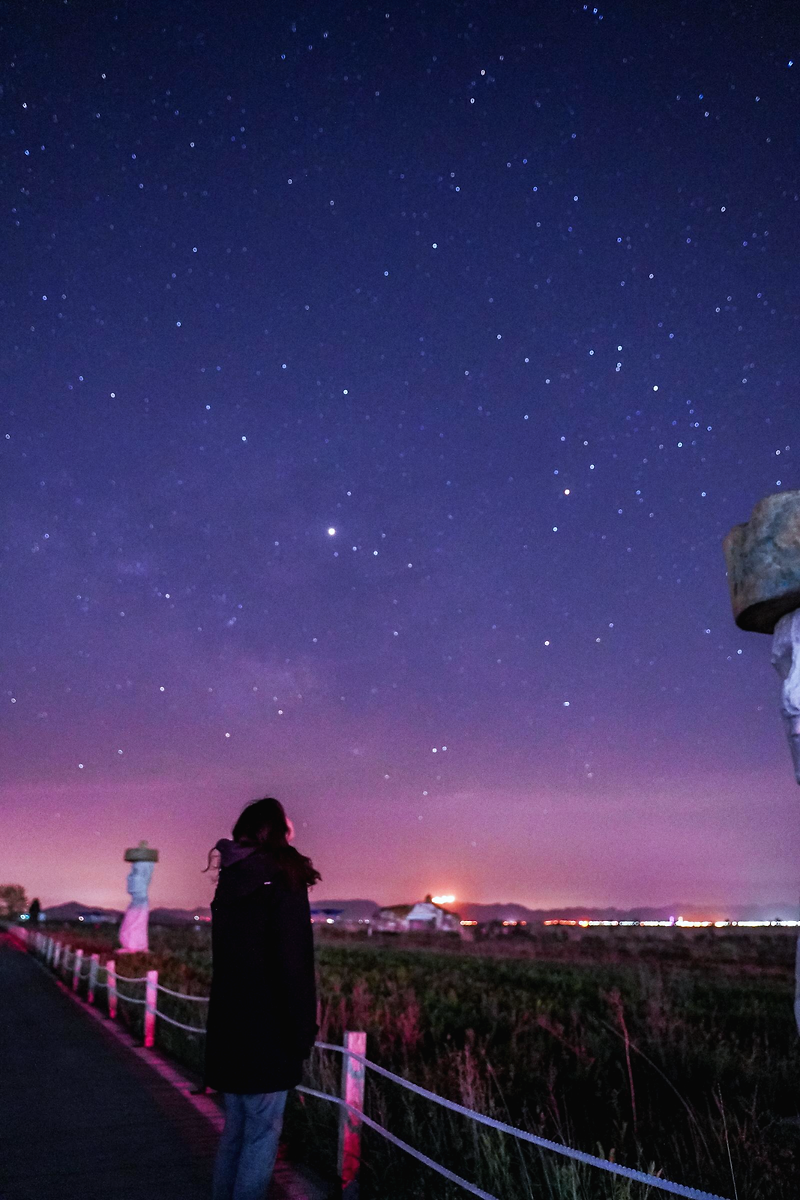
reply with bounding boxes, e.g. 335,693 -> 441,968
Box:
2,1 -> 799,911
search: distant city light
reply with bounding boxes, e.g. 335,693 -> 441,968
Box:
431,894 -> 455,905
540,917 -> 800,928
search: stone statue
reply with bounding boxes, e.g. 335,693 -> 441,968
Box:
118,841 -> 159,953
724,490 -> 800,784
724,492 -> 800,1035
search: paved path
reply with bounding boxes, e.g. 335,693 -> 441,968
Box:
0,934 -> 327,1200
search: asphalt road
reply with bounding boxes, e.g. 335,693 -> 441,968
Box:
0,933 -> 324,1200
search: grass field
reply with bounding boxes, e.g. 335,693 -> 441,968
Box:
41,923 -> 800,1200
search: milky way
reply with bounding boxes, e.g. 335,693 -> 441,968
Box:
2,1 -> 799,911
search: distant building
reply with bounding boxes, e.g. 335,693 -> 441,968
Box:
373,904 -> 413,932
407,899 -> 461,932
374,896 -> 461,934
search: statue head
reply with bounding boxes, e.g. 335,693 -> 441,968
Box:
126,859 -> 155,904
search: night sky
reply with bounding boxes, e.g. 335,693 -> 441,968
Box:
3,1 -> 799,913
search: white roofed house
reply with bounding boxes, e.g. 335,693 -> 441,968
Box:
374,895 -> 461,934
407,897 -> 461,932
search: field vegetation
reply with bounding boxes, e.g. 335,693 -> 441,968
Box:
38,922 -> 800,1200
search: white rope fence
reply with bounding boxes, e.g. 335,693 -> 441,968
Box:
298,1082 -> 498,1200
16,926 -> 731,1200
154,1009 -> 208,1033
156,981 -> 210,1002
312,1042 -> 729,1200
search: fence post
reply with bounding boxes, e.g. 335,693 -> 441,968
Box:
72,948 -> 83,992
53,941 -> 62,971
337,1030 -> 367,1196
106,960 -> 117,1020
62,945 -> 71,978
46,936 -> 54,964
87,953 -> 99,1004
144,970 -> 158,1047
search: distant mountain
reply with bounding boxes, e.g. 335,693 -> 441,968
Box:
43,902 -> 122,922
455,902 -> 539,923
150,907 -> 210,925
41,897 -> 799,925
40,902 -> 209,924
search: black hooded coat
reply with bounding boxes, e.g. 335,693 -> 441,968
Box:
204,839 -> 317,1094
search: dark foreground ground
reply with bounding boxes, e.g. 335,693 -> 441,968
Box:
0,934 -> 324,1200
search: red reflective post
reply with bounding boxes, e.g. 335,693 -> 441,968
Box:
106,960 -> 117,1020
87,953 -> 100,1004
337,1030 -> 367,1196
144,969 -> 158,1047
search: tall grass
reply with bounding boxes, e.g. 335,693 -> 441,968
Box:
289,940 -> 800,1199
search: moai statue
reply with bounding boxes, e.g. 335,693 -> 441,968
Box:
723,490 -> 800,782
118,841 -> 159,953
724,491 -> 800,1033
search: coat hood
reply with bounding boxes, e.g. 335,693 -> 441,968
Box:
215,838 -> 257,868
213,839 -> 278,901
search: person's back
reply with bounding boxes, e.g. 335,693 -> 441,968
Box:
205,798 -> 319,1200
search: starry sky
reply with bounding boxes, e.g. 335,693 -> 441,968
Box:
2,0 -> 799,913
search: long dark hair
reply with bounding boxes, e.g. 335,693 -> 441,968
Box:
232,796 -> 320,890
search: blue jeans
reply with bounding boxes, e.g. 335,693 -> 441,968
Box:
212,1090 -> 288,1200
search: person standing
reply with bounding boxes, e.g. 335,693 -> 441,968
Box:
204,797 -> 320,1200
